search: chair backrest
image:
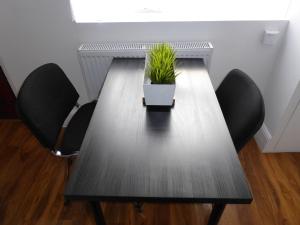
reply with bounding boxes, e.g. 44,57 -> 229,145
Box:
16,63 -> 79,149
216,69 -> 265,152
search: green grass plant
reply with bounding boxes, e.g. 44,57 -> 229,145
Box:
146,43 -> 179,84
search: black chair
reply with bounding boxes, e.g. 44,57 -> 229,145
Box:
16,63 -> 96,175
216,69 -> 265,153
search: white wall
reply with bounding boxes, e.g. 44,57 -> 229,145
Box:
0,0 -> 288,105
275,95 -> 300,152
264,0 -> 300,134
256,0 -> 300,152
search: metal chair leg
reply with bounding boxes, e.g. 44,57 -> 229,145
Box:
64,157 -> 73,183
65,158 -> 69,180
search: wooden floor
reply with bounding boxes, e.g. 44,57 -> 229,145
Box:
1,120 -> 300,225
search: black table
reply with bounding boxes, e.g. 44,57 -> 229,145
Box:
65,58 -> 252,225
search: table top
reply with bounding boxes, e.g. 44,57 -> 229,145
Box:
65,58 -> 252,204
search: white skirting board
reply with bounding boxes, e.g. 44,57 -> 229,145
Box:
254,123 -> 272,151
258,82 -> 300,153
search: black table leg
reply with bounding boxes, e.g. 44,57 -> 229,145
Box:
133,201 -> 144,213
90,201 -> 106,225
207,203 -> 226,225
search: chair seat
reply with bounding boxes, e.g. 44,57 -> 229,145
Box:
61,101 -> 97,155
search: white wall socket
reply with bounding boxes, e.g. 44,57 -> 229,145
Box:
263,30 -> 280,45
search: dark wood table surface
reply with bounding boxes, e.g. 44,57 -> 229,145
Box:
65,58 -> 252,225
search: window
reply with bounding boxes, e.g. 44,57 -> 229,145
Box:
70,0 -> 291,23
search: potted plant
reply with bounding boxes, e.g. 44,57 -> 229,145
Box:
143,43 -> 179,106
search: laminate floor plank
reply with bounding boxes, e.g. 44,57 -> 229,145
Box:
0,120 -> 299,225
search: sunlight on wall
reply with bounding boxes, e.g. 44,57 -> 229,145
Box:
71,0 -> 291,22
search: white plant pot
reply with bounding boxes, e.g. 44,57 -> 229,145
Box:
143,56 -> 176,106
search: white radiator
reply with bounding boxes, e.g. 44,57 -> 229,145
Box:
78,42 -> 213,100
